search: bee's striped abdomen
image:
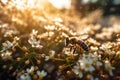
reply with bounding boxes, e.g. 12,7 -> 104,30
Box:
77,41 -> 89,51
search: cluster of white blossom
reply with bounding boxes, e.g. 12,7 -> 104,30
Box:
18,66 -> 47,80
0,36 -> 19,60
28,29 -> 43,48
72,52 -> 115,79
72,53 -> 101,78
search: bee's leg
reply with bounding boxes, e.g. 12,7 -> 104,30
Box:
70,46 -> 74,52
69,46 -> 75,59
73,47 -> 76,54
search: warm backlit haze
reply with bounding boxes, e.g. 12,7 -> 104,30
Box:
0,0 -> 120,80
1,0 -> 71,10
48,0 -> 71,9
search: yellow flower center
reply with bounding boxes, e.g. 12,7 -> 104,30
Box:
85,63 -> 90,68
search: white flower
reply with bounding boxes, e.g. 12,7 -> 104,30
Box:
92,52 -> 102,66
78,53 -> 97,72
28,30 -> 43,48
45,50 -> 55,61
26,66 -> 34,74
80,59 -> 95,72
49,50 -> 55,55
12,36 -> 20,46
28,37 -> 43,48
105,60 -> 115,76
1,37 -> 19,52
13,36 -> 20,41
72,63 -> 83,78
31,29 -> 38,36
20,73 -> 31,80
4,30 -> 19,37
92,59 -> 102,67
45,56 -> 50,61
93,52 -> 101,60
1,51 -> 12,60
4,30 -> 14,37
100,44 -> 115,55
2,41 -> 13,51
81,53 -> 102,67
36,70 -> 47,79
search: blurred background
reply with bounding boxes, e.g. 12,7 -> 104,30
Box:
0,0 -> 120,41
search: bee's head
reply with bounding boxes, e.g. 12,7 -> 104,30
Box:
65,37 -> 69,46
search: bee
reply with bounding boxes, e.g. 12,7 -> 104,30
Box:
65,37 -> 89,52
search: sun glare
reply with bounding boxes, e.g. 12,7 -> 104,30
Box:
1,0 -> 8,4
1,0 -> 71,10
2,0 -> 46,10
48,0 -> 71,9
19,0 -> 45,9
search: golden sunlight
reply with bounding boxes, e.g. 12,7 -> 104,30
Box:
6,0 -> 46,10
1,0 -> 8,4
1,0 -> 71,10
48,0 -> 71,9
1,0 -> 120,80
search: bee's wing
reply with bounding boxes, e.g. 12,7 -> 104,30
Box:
79,35 -> 89,40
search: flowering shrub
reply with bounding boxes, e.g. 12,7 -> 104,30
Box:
0,0 -> 120,80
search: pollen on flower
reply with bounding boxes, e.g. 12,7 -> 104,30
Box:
85,62 -> 90,68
